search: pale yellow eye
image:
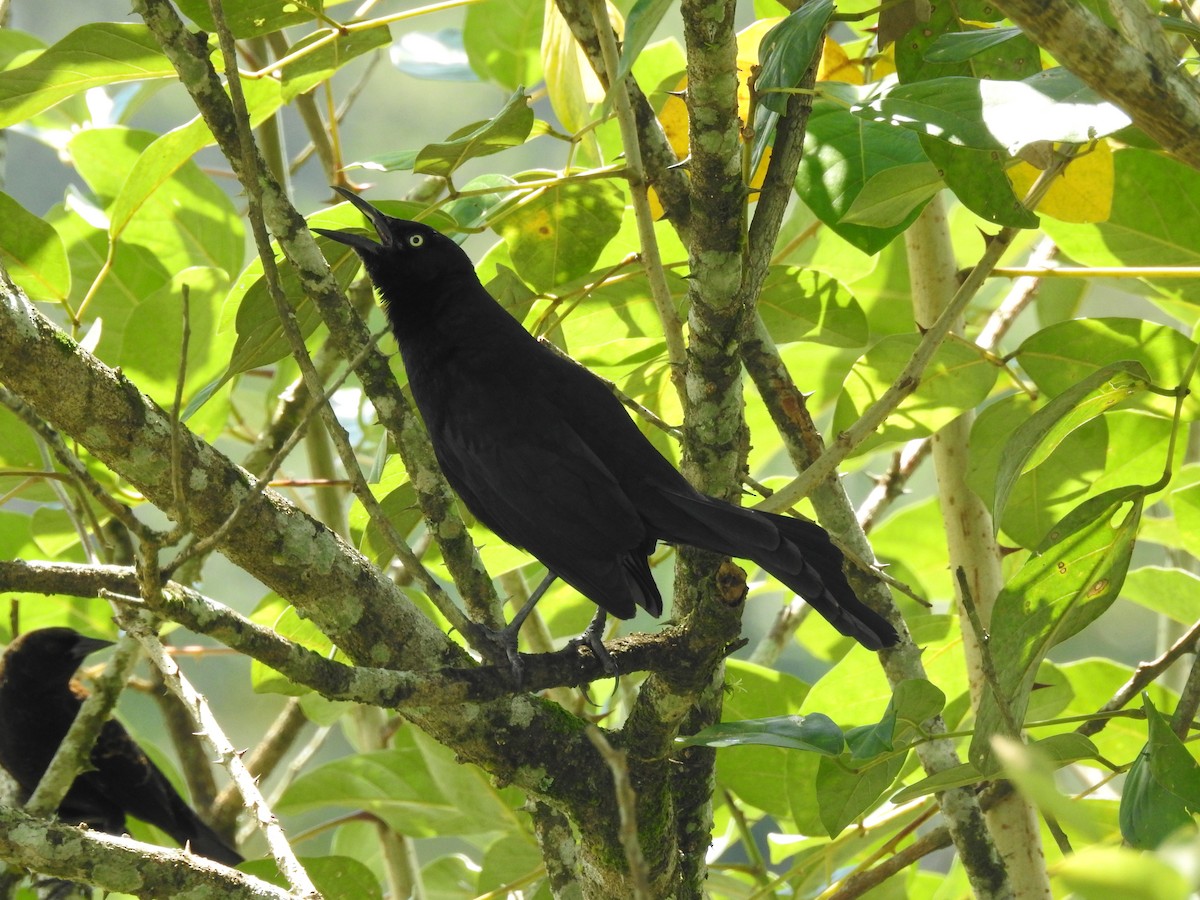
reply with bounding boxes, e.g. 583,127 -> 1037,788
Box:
408,234 -> 424,248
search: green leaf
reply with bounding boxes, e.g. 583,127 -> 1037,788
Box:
174,0 -> 320,38
816,747 -> 904,836
0,24 -> 173,128
756,266 -> 868,348
493,175 -> 624,292
350,459 -> 424,565
248,594 -> 340,698
1016,318 -> 1197,413
855,67 -> 1131,154
756,0 -> 833,115
347,149 -> 418,173
889,679 -> 947,739
464,0 -> 543,90
851,678 -> 945,759
1029,732 -> 1104,768
923,27 -> 1025,62
278,732 -> 521,837
614,0 -> 675,86
116,267 -> 233,412
414,88 -> 534,178
992,360 -> 1150,528
1142,694 -> 1200,813
976,407 -> 1166,551
749,0 -> 834,178
1120,699 -> 1198,851
109,80 -> 285,244
478,834 -> 543,894
1057,846 -> 1191,900
239,856 -> 382,900
280,25 -> 392,101
0,192 -> 69,301
796,90 -> 934,254
832,333 -> 998,454
1119,566 -> 1200,625
680,713 -> 844,755
70,127 -> 245,281
920,136 -> 1039,228
542,2 -> 594,134
50,208 -> 171,358
970,493 -> 1142,769
0,30 -> 45,71
449,174 -> 519,229
891,761 -> 990,804
839,162 -> 943,228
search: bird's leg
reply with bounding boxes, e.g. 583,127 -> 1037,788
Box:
482,570 -> 558,686
569,607 -> 618,676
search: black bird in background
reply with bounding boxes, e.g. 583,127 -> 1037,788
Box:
315,188 -> 898,676
0,628 -> 243,867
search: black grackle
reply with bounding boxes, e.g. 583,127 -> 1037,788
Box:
314,188 -> 899,679
0,627 -> 242,866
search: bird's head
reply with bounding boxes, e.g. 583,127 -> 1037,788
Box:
2,627 -> 112,682
313,187 -> 473,303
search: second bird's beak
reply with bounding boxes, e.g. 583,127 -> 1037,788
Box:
312,185 -> 392,253
71,635 -> 115,661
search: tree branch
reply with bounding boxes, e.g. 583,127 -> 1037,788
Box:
0,806 -> 290,899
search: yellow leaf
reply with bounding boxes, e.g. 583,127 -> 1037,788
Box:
817,37 -> 863,85
659,76 -> 689,160
655,19 -> 783,199
1007,140 -> 1114,224
736,18 -> 784,67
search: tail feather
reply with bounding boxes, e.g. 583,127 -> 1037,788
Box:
168,795 -> 244,866
760,513 -> 898,650
646,486 -> 898,650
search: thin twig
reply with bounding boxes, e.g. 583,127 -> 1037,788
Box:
0,387 -> 157,544
119,615 -> 317,898
956,567 -> 1020,738
169,284 -> 192,541
586,0 -> 687,404
1078,617 -> 1200,738
212,697 -> 311,830
585,728 -> 651,899
1170,650 -> 1200,740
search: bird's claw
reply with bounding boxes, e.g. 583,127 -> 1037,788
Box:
471,622 -> 526,688
569,608 -> 617,677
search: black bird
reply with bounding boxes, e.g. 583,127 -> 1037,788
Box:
0,628 -> 243,866
315,188 -> 898,676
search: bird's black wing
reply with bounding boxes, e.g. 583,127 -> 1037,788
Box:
429,393 -> 661,619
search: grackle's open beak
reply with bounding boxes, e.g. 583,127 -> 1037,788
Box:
312,185 -> 393,252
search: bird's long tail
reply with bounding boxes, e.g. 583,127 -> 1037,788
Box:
167,796 -> 244,867
647,487 -> 899,650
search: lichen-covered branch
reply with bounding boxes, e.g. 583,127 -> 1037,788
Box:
0,806 -> 288,899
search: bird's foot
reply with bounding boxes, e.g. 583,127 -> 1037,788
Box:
568,609 -> 618,677
471,621 -> 526,688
